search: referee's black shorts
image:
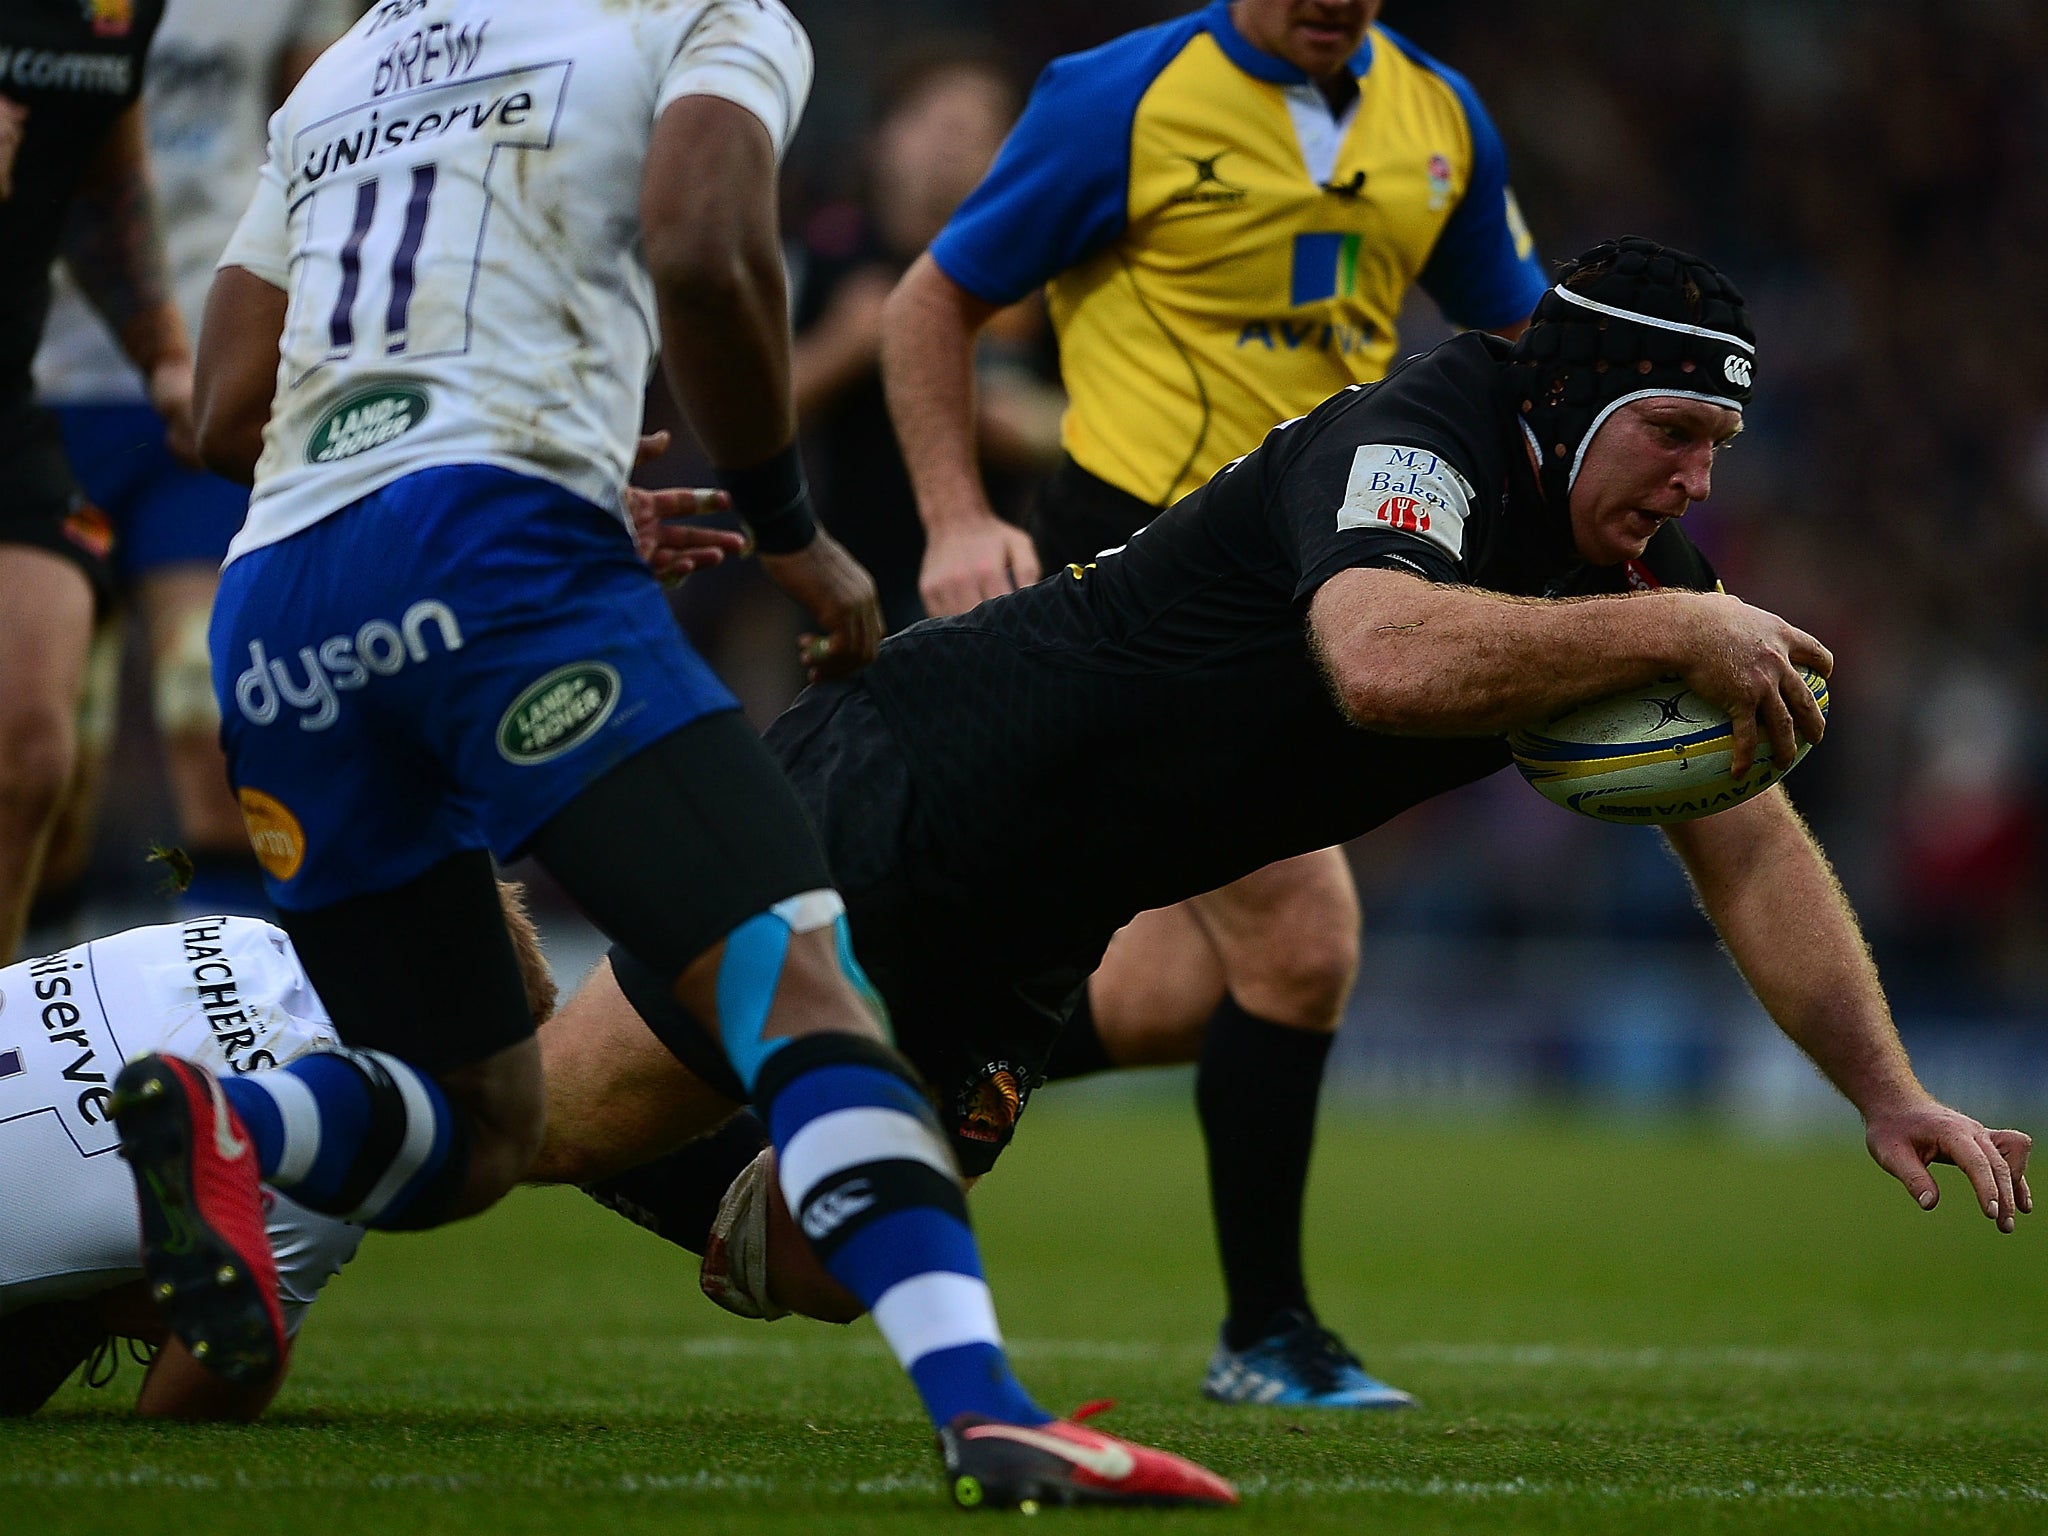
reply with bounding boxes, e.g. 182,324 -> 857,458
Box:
0,406 -> 115,612
1028,454 -> 1162,574
614,679 -> 1081,1178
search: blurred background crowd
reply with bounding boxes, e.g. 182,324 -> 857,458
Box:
51,0 -> 2048,1114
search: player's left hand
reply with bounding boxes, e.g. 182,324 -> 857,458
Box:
759,529 -> 884,683
624,431 -> 747,587
1865,1098 -> 2032,1233
150,357 -> 200,467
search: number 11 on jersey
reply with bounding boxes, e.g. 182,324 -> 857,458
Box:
282,61 -> 570,384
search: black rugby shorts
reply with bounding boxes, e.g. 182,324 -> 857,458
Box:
0,406 -> 115,611
1028,454 -> 1160,574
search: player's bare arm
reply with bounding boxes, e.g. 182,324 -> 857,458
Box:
0,94 -> 25,201
192,266 -> 285,486
882,252 -> 1041,615
59,101 -> 194,458
1664,790 -> 2032,1230
1309,567 -> 1832,770
644,93 -> 881,677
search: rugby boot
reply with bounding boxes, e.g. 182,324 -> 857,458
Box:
1202,1307 -> 1416,1409
939,1402 -> 1237,1509
110,1054 -> 285,1386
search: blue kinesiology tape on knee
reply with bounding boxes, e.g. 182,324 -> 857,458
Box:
716,889 -> 848,1093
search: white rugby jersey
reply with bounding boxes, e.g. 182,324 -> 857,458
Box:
219,0 -> 813,563
34,0 -> 362,405
0,918 -> 362,1332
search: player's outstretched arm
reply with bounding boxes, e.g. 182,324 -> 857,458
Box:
882,253 -> 1040,616
1664,790 -> 2032,1230
193,267 -> 287,485
1309,568 -> 1830,770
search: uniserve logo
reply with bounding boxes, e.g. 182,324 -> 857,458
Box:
306,383 -> 429,463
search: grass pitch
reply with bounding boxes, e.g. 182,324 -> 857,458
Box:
8,1087 -> 2044,1534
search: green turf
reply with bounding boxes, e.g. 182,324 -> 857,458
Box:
8,1085 -> 2044,1533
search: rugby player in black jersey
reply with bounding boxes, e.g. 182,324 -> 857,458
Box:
534,239 -> 2030,1339
0,0 -> 189,963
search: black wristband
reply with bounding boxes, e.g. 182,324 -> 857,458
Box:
714,441 -> 818,554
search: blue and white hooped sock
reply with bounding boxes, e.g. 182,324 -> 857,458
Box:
755,1034 -> 1051,1430
219,1047 -> 470,1230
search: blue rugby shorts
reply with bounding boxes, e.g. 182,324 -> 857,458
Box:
211,463 -> 738,910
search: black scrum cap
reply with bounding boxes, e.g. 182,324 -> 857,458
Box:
1507,237 -> 1755,512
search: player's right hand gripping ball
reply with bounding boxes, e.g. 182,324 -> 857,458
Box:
1509,667 -> 1828,824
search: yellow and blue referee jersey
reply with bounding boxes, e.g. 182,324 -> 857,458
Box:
930,1 -> 1545,508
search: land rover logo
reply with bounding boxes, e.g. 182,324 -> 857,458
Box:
497,663 -> 621,764
306,383 -> 429,463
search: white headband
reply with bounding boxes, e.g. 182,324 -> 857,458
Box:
1550,284 -> 1755,357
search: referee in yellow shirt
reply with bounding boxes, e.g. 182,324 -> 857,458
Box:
883,0 -> 1543,1408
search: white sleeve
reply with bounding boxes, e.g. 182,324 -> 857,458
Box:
264,1192 -> 365,1338
653,0 -> 814,162
217,111 -> 291,290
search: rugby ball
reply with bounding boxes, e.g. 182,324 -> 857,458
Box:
1508,669 -> 1829,824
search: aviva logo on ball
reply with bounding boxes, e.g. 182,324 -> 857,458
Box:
497,662 -> 621,764
306,383 -> 429,463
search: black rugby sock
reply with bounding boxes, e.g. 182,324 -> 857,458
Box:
582,1110 -> 770,1254
1039,984 -> 1116,1081
1196,998 -> 1334,1351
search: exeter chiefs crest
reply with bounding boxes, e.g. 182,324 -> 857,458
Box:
956,1062 -> 1029,1147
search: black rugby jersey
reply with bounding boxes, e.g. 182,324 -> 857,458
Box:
857,332 -> 1719,969
0,0 -> 164,410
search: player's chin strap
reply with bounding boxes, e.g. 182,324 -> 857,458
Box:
1506,236 -> 1756,515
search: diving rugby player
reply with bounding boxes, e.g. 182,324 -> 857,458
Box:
545,241 -> 2031,1328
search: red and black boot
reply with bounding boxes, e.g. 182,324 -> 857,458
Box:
938,1401 -> 1238,1510
110,1054 -> 285,1385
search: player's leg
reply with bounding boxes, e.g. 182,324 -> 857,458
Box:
1186,848 -> 1413,1407
526,952 -> 853,1322
136,564 -> 267,915
0,547 -> 95,960
22,616 -> 119,946
527,711 -> 1055,1434
100,400 -> 273,916
1042,902 -> 1224,1074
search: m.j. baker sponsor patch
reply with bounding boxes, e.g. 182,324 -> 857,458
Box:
496,663 -> 621,765
1338,444 -> 1476,561
306,383 -> 429,464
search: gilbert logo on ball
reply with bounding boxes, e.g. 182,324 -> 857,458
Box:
1508,669 -> 1828,824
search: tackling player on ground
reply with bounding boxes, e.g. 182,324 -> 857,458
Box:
110,0 -> 1230,1508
